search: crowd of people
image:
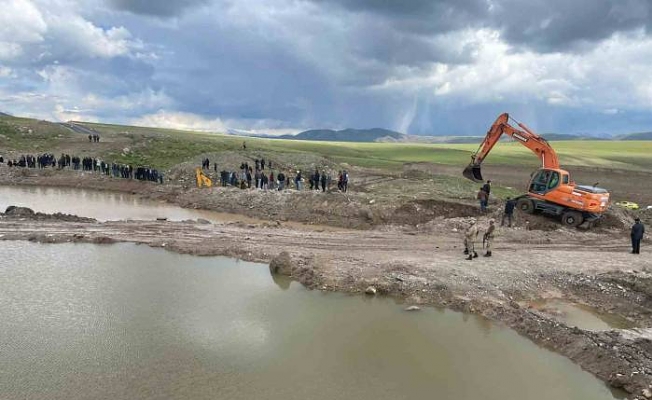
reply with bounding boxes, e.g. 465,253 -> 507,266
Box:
200,157 -> 350,193
2,153 -> 164,184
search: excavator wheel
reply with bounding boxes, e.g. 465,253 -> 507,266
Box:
516,198 -> 535,214
561,211 -> 583,228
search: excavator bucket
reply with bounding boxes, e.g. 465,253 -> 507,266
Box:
463,164 -> 483,182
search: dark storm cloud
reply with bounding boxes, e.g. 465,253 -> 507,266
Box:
494,0 -> 652,52
108,0 -> 213,16
316,0 -> 489,34
313,0 -> 652,52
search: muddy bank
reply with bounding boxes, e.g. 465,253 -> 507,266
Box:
0,167 -> 469,229
0,167 -> 636,232
0,213 -> 650,397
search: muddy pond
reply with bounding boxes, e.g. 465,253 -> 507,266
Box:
0,186 -> 244,223
0,240 -> 621,400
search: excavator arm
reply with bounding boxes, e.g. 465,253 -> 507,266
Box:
463,113 -> 560,182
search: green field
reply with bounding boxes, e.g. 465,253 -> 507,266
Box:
2,116 -> 652,172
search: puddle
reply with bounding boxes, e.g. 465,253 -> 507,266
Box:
530,299 -> 633,331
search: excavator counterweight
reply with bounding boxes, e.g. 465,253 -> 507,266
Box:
463,113 -> 611,228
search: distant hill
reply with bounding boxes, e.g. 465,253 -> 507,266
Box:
0,111 -> 12,117
540,133 -> 609,141
618,132 -> 652,140
281,128 -> 404,142
276,128 -> 611,143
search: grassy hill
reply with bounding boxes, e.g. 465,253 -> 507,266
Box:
619,132 -> 652,140
2,115 -> 652,173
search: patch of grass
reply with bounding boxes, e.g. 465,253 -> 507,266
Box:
0,118 -> 73,151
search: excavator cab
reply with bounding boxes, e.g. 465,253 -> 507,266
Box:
528,169 -> 559,194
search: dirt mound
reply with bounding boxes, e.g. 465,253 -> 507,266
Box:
389,199 -> 480,226
595,207 -> 630,230
5,206 -> 35,216
2,206 -> 95,223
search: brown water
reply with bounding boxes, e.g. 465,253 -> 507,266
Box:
531,299 -> 633,331
0,241 -> 619,400
0,185 -> 235,222
0,186 -> 342,230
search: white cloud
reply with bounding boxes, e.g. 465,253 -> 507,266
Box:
372,28 -> 652,113
0,0 -> 47,43
0,0 -> 142,63
47,15 -> 140,59
130,110 -> 228,132
0,65 -> 13,77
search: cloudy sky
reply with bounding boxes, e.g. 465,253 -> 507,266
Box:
1,0 -> 651,135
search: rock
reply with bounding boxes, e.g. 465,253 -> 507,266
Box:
643,388 -> 652,398
405,306 -> 421,312
196,218 -> 211,224
4,206 -> 35,216
269,251 -> 294,276
359,208 -> 374,221
365,286 -> 377,295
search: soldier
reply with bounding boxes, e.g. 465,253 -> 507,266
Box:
483,219 -> 496,257
464,218 -> 479,260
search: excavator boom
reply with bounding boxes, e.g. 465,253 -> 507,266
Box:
463,113 -> 560,182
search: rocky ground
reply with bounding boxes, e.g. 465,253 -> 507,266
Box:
1,165 -> 652,398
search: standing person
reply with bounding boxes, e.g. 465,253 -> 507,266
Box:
477,187 -> 488,213
343,170 -> 349,192
269,171 -> 275,190
502,197 -> 516,227
464,219 -> 479,260
483,219 -> 496,257
278,171 -> 285,190
320,171 -> 327,193
631,218 -> 645,254
295,170 -> 303,191
313,168 -> 320,191
482,180 -> 492,196
255,169 -> 262,189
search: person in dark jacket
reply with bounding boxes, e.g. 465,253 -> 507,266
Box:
320,171 -> 327,192
631,218 -> 645,254
482,180 -> 492,196
502,197 -> 516,227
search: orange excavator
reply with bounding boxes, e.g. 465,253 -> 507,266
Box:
463,113 -> 611,227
